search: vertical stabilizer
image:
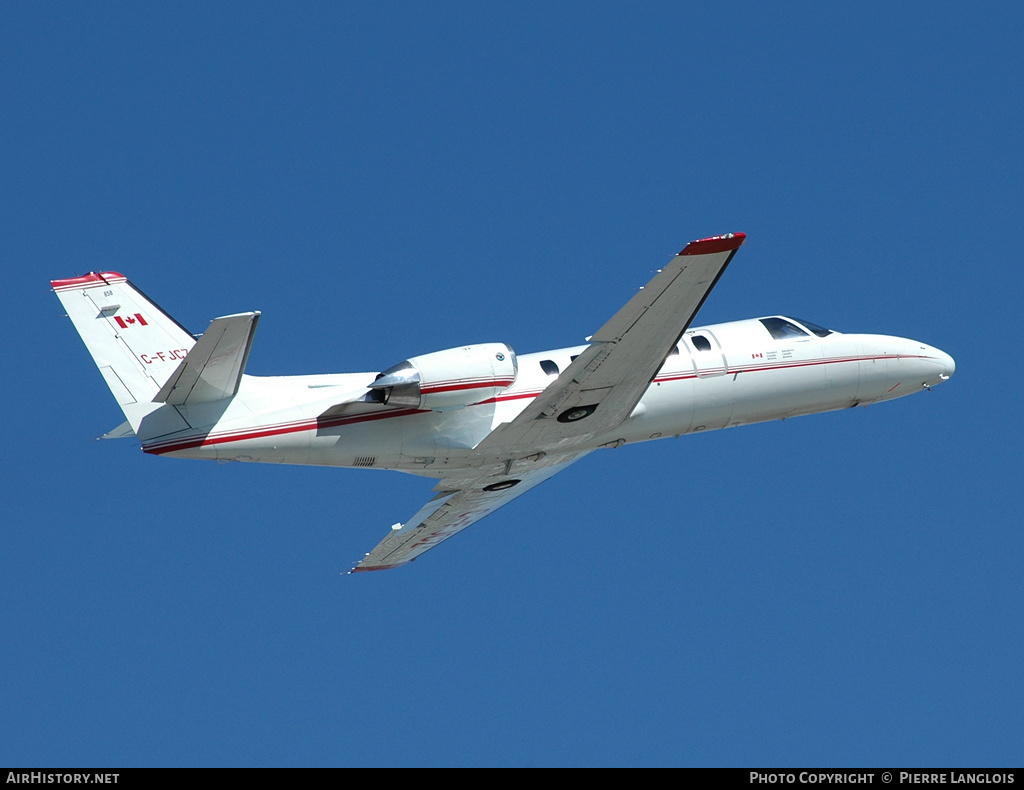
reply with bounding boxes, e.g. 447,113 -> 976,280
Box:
52,272 -> 196,435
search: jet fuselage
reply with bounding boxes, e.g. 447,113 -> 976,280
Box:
141,316 -> 954,475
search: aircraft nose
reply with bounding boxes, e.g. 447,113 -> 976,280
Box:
937,349 -> 955,380
916,342 -> 955,386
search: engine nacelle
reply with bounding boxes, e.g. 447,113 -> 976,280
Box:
371,342 -> 517,411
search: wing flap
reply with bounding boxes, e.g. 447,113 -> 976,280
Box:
154,312 -> 260,405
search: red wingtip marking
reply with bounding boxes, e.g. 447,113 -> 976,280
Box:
350,564 -> 404,573
51,272 -> 128,290
678,232 -> 746,256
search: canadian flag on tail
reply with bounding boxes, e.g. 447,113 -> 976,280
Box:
114,313 -> 148,328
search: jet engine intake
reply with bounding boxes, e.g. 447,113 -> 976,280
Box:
371,343 -> 517,411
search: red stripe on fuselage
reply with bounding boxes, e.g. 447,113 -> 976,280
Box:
143,353 -> 935,455
143,408 -> 427,455
421,378 -> 516,394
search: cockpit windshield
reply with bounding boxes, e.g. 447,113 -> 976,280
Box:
759,317 -> 808,340
759,316 -> 834,339
788,318 -> 834,337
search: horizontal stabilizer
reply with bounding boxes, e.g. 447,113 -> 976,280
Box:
100,420 -> 136,439
154,312 -> 260,405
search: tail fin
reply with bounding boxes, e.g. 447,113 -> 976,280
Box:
52,272 -> 197,435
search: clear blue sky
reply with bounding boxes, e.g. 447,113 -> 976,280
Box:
3,1 -> 1021,767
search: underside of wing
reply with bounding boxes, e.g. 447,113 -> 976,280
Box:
476,232 -> 745,456
351,452 -> 589,572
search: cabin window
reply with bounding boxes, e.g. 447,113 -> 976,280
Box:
540,360 -> 559,376
667,345 -> 680,356
691,335 -> 712,352
759,317 -> 808,340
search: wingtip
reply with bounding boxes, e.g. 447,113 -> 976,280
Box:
678,232 -> 746,256
349,563 -> 404,573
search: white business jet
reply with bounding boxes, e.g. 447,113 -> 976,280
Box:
52,233 -> 954,571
